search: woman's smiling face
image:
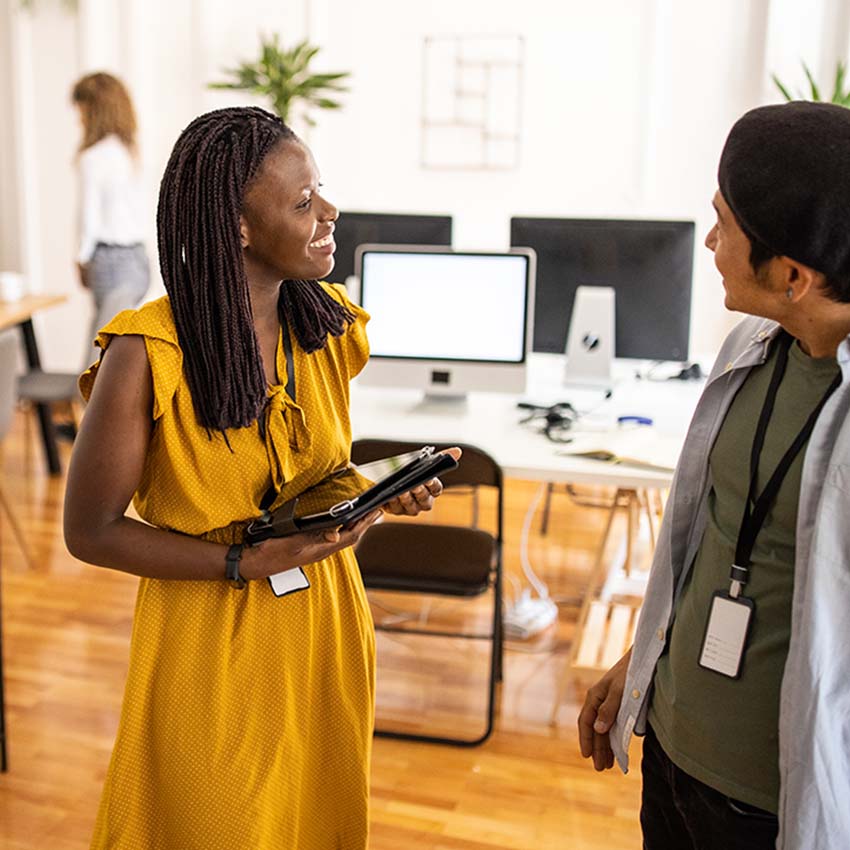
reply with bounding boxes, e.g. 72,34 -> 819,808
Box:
241,138 -> 339,283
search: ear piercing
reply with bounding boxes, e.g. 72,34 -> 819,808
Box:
786,287 -> 794,300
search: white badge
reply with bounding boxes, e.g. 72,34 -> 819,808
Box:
268,566 -> 310,598
698,591 -> 754,679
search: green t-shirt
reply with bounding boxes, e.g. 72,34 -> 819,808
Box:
649,337 -> 839,813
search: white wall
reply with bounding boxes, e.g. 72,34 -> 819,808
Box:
0,1 -> 18,272
2,0 -> 849,368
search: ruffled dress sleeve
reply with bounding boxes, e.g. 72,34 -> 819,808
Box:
79,297 -> 183,421
322,282 -> 370,379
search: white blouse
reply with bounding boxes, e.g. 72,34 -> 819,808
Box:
77,134 -> 146,264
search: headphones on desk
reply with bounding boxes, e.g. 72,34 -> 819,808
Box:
518,402 -> 580,443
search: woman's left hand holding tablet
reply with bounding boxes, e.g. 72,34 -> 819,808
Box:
381,446 -> 462,516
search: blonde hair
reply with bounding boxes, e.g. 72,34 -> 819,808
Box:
71,72 -> 137,155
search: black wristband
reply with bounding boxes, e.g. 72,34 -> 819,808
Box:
225,543 -> 246,589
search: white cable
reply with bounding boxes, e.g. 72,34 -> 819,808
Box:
503,482 -> 559,639
519,481 -> 551,600
504,570 -> 523,608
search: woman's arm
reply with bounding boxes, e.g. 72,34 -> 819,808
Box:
64,335 -> 381,582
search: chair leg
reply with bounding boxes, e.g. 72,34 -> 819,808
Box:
495,593 -> 504,683
374,580 -> 501,747
0,485 -> 33,569
0,558 -> 6,771
0,619 -> 6,772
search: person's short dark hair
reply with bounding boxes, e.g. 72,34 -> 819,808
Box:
719,101 -> 850,304
737,210 -> 850,303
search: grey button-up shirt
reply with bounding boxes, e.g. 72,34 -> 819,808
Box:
612,316 -> 850,850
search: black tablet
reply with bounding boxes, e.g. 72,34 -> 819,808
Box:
244,446 -> 458,543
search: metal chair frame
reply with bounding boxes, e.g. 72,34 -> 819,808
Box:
352,439 -> 504,746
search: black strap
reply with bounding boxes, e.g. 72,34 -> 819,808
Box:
259,486 -> 277,512
732,333 -> 841,585
256,308 -> 297,515
280,311 -> 296,404
225,543 -> 246,589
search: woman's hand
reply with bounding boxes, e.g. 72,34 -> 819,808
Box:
240,509 -> 384,581
77,261 -> 90,289
381,446 -> 462,516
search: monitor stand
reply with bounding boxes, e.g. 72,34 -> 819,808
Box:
413,392 -> 469,412
563,285 -> 615,390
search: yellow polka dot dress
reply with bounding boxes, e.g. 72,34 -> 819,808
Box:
80,284 -> 376,850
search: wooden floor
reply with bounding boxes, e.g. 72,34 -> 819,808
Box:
0,409 -> 646,849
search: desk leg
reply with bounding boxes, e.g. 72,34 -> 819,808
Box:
19,319 -> 61,476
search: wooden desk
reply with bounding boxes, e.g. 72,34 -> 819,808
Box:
0,294 -> 69,475
0,294 -> 67,332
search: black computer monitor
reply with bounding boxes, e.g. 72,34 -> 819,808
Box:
331,212 -> 452,284
510,217 -> 695,362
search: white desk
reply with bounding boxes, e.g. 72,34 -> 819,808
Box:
351,354 -> 706,680
350,354 -> 704,489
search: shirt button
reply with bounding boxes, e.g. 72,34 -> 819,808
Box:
632,689 -> 641,699
724,361 -> 734,372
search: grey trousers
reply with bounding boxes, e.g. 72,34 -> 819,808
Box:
85,242 -> 150,370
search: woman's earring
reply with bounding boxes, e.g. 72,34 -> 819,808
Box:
786,287 -> 794,300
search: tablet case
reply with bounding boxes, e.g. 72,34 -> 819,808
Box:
244,446 -> 458,543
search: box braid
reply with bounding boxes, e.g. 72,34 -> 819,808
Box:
157,106 -> 354,434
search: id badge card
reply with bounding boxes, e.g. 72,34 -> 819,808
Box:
267,567 -> 310,598
698,590 -> 754,679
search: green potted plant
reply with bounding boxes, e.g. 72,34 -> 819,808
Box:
209,33 -> 351,125
772,60 -> 850,105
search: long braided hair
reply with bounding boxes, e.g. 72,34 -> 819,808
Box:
157,106 -> 354,433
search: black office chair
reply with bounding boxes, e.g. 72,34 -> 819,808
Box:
351,439 -> 504,746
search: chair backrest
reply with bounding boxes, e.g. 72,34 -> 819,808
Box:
351,439 -> 502,490
351,438 -> 504,544
0,330 -> 19,441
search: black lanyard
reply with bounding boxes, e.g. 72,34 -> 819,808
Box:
279,311 -> 297,404
257,308 -> 297,513
729,332 -> 841,596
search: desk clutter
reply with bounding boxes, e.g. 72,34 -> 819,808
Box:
517,394 -> 682,472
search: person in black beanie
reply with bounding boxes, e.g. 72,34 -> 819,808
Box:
579,100 -> 850,850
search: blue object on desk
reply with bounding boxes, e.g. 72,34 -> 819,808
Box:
618,415 -> 653,426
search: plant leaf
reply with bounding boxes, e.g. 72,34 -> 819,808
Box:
310,97 -> 343,109
771,73 -> 794,102
802,61 -> 822,101
207,31 -> 350,122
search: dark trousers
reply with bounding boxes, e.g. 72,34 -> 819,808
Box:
640,724 -> 779,850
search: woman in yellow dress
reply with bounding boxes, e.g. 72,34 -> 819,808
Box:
64,106 -> 452,849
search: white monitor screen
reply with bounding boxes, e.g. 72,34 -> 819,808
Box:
357,249 -> 530,363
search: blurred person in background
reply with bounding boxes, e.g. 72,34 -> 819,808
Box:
72,71 -> 149,371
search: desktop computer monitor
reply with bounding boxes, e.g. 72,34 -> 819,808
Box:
331,212 -> 453,284
354,245 -> 535,399
510,217 -> 695,362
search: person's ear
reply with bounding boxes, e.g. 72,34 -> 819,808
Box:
776,256 -> 819,303
239,215 -> 250,249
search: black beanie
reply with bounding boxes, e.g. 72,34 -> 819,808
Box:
718,101 -> 850,278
